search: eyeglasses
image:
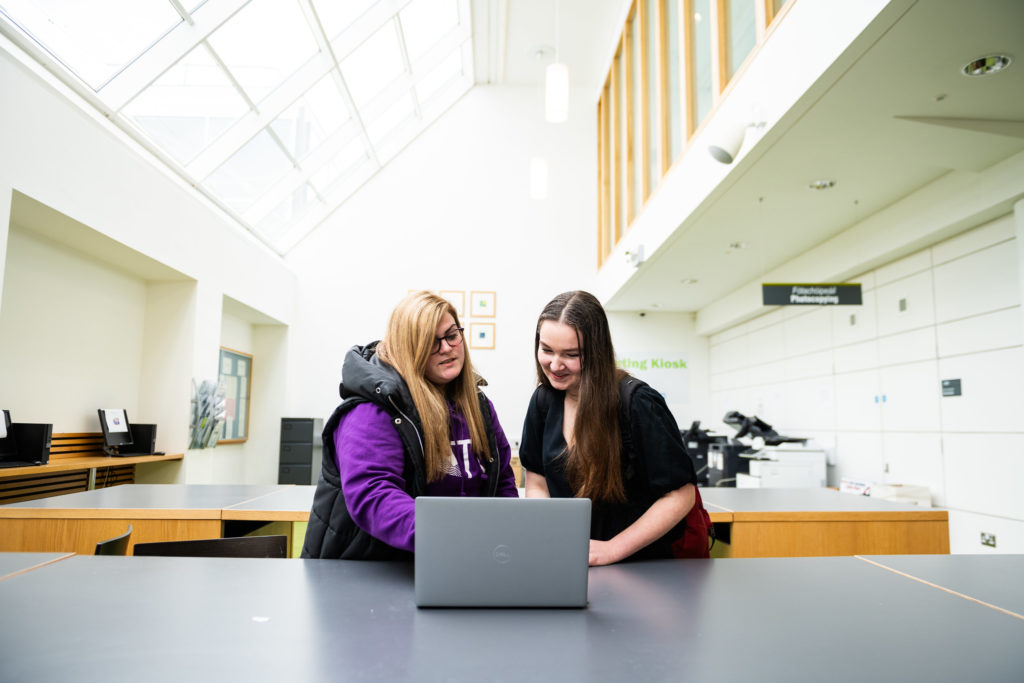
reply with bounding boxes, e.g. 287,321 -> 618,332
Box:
432,327 -> 465,354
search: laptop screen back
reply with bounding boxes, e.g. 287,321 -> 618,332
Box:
414,497 -> 591,608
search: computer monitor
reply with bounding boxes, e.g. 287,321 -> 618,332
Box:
98,408 -> 133,455
0,409 -> 16,461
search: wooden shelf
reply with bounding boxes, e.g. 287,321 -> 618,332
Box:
0,453 -> 182,480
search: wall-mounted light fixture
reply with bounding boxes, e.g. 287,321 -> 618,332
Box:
708,120 -> 765,164
625,244 -> 645,267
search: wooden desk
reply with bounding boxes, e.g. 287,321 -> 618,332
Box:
0,554 -> 1020,682
0,484 -> 283,555
223,485 -> 316,557
700,487 -> 949,557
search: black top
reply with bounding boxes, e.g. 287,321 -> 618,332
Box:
519,382 -> 697,560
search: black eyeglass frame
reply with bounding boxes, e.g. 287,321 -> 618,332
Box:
431,326 -> 465,354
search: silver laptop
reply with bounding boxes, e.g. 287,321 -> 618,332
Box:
415,497 -> 591,608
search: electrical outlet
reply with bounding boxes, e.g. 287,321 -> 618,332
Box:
980,532 -> 996,548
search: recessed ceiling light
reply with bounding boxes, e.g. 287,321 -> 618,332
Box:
962,54 -> 1012,77
809,180 -> 836,190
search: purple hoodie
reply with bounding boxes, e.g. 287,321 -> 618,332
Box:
335,398 -> 519,552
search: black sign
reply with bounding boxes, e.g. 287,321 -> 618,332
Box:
942,379 -> 962,397
762,283 -> 862,306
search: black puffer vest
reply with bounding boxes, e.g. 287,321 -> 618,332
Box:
301,342 -> 501,560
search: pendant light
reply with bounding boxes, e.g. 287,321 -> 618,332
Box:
545,0 -> 568,123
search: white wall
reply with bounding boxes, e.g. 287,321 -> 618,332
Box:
0,38 -> 297,478
285,85 -> 599,444
707,215 -> 1024,553
0,228 -> 147,428
607,311 -> 709,428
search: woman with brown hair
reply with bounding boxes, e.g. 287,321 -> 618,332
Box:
302,291 -> 519,560
519,290 -> 700,565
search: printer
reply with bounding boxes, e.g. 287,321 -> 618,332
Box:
680,421 -> 727,487
712,411 -> 826,488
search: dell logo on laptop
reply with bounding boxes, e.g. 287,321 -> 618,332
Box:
492,544 -> 511,564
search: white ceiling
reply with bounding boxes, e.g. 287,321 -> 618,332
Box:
471,0 -> 629,94
471,0 -> 1024,313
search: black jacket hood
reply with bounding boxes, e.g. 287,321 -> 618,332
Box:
339,342 -> 418,419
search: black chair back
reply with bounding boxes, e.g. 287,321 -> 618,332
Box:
132,535 -> 288,558
95,525 -> 133,556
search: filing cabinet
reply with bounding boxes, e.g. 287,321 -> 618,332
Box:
279,418 -> 323,485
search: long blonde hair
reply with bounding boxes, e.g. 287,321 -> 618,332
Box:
377,291 -> 492,482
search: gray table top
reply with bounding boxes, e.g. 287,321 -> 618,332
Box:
861,554 -> 1024,616
700,486 -> 943,514
1,554 -> 1021,682
0,552 -> 71,579
222,485 -> 315,516
0,484 -> 284,512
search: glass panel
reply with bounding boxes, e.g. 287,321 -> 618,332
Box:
415,46 -> 463,104
207,0 -> 319,104
313,0 -> 375,42
692,0 -> 713,124
770,0 -> 787,22
0,0 -> 183,90
122,43 -> 250,166
256,183 -> 320,239
367,92 -> 416,145
600,91 -> 612,262
202,129 -> 293,213
630,15 -> 642,214
645,0 -> 659,188
666,0 -> 682,158
400,0 -> 459,63
727,0 -> 756,79
271,74 -> 350,162
340,19 -> 405,106
616,51 -> 627,239
310,138 -> 367,194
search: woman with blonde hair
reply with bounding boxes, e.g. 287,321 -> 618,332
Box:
303,291 -> 518,560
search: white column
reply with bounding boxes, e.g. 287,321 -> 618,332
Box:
0,183 -> 13,316
1016,199 -> 1024,333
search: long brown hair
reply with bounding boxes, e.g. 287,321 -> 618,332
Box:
535,291 -> 626,502
378,291 -> 491,482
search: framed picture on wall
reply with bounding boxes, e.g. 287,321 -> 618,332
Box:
470,290 -> 496,318
440,290 -> 465,317
218,347 -> 252,444
469,322 -> 496,350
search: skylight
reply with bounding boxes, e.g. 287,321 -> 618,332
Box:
0,0 -> 474,254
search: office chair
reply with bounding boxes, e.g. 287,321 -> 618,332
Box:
95,525 -> 133,556
132,535 -> 288,558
